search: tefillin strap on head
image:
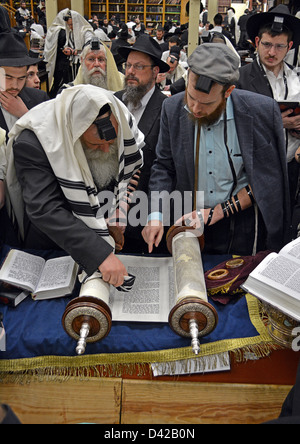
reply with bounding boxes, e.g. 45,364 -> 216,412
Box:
94,104 -> 117,141
271,16 -> 284,33
83,37 -> 104,51
195,75 -> 214,94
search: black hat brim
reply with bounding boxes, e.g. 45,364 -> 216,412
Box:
118,45 -> 170,73
0,55 -> 40,66
247,12 -> 300,49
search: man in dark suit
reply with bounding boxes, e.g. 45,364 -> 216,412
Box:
236,6 -> 300,237
0,30 -> 49,244
142,44 -> 291,256
115,35 -> 170,253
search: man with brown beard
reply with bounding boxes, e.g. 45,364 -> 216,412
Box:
115,35 -> 169,253
142,43 -> 291,256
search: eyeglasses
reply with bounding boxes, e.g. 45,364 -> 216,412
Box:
124,63 -> 154,71
260,41 -> 289,52
85,57 -> 106,64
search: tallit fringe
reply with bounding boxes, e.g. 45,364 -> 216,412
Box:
0,342 -> 281,384
0,295 -> 282,384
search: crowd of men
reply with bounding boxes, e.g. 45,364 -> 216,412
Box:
1,3 -> 300,423
0,4 -> 300,277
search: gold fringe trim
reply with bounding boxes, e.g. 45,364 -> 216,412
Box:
207,275 -> 242,296
0,294 -> 280,382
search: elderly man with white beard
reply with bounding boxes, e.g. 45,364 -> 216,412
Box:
5,85 -> 144,287
62,38 -> 124,92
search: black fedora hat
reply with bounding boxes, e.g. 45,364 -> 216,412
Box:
117,24 -> 131,40
0,31 -> 39,66
118,34 -> 170,73
247,5 -> 300,49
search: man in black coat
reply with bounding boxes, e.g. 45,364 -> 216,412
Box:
236,6 -> 300,236
115,35 -> 170,253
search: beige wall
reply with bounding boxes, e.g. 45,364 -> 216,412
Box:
45,0 -> 58,27
45,0 -> 84,27
71,0 -> 84,16
207,0 -> 219,23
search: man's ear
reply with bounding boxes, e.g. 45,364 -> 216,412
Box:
153,66 -> 160,76
225,85 -> 235,99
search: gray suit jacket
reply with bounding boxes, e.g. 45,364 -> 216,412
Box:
148,89 -> 291,253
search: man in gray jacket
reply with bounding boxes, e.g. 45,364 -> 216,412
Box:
142,44 -> 291,256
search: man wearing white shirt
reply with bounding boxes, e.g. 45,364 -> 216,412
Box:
237,5 -> 300,235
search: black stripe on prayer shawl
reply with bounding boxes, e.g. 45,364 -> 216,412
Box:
118,168 -> 124,182
123,172 -> 134,181
124,138 -> 136,147
123,160 -> 143,181
124,151 -> 144,167
86,187 -> 98,196
57,177 -> 86,190
57,177 -> 98,196
68,200 -> 99,217
129,116 -> 133,129
94,229 -> 110,236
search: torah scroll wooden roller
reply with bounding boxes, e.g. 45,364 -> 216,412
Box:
62,226 -> 124,355
166,225 -> 218,355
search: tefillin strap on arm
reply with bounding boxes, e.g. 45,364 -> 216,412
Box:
94,104 -> 117,141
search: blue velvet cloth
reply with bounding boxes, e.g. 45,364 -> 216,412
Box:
0,246 -> 259,360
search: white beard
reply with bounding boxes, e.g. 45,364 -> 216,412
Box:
166,69 -> 176,81
81,63 -> 108,89
83,140 -> 119,191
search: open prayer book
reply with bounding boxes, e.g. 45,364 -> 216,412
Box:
242,237 -> 300,321
109,255 -> 174,323
0,249 -> 79,300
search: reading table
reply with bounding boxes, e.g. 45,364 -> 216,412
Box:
0,245 -> 299,424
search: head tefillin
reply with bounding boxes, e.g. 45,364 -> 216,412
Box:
63,10 -> 72,21
94,104 -> 117,141
91,37 -> 101,51
271,16 -> 284,33
195,75 -> 215,94
83,37 -> 104,51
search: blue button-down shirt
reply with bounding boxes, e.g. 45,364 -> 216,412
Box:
148,96 -> 249,223
194,96 -> 249,209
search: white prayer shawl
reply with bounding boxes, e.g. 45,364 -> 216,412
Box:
5,85 -> 144,242
227,10 -> 240,46
44,9 -> 94,88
